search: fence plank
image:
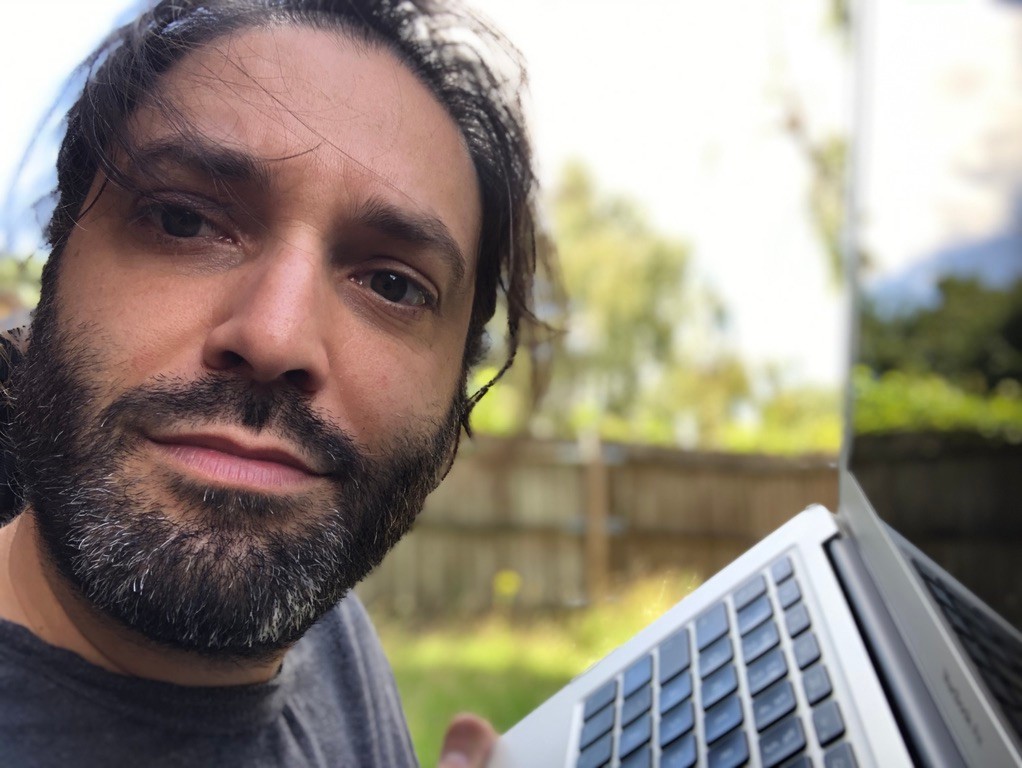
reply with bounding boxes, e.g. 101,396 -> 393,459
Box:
358,437 -> 838,616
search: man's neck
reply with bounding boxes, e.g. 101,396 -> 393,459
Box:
0,512 -> 284,686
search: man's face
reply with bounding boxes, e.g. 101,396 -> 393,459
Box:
13,26 -> 481,657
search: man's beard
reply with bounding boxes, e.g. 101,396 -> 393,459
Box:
9,298 -> 461,661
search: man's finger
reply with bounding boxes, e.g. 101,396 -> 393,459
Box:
438,713 -> 498,768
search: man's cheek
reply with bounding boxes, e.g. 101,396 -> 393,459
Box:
336,363 -> 452,440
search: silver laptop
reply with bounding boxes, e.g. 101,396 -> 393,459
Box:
489,1 -> 1022,766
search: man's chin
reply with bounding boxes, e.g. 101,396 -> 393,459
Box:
30,446 -> 418,659
56,495 -> 358,659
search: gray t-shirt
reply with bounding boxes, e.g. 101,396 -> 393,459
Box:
0,596 -> 418,767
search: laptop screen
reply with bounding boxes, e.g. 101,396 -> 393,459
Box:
848,0 -> 1022,631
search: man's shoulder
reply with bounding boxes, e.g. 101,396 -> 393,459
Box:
297,592 -> 395,695
291,594 -> 418,767
0,598 -> 417,767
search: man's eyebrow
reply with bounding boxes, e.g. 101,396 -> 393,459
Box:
123,141 -> 469,284
125,137 -> 273,189
352,197 -> 468,286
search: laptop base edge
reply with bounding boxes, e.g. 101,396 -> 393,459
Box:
828,534 -> 965,768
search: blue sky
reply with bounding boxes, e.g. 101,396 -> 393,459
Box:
1,1 -> 134,251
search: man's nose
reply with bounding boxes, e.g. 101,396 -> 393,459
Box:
201,241 -> 332,392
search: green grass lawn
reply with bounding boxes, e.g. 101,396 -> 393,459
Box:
372,571 -> 700,765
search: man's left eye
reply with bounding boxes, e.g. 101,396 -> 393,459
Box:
152,204 -> 218,239
367,271 -> 431,307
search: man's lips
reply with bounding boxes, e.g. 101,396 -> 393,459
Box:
146,432 -> 324,490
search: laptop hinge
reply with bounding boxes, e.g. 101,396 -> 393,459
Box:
826,535 -> 965,768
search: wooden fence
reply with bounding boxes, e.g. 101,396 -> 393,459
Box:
357,437 -> 839,617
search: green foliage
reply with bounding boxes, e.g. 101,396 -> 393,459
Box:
467,365 -> 530,437
783,109 -> 849,288
853,366 -> 1022,441
861,277 -> 1022,393
809,136 -> 847,286
552,162 -> 693,412
855,275 -> 1022,441
473,162 -> 751,448
722,385 -> 842,455
0,254 -> 43,312
374,572 -> 699,765
826,0 -> 851,43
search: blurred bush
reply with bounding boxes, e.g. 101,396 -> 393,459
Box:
373,570 -> 700,765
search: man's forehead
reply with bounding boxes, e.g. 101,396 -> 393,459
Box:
122,24 -> 482,254
132,26 -> 442,163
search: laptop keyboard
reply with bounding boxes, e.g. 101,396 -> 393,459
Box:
576,555 -> 858,768
914,558 -> 1022,742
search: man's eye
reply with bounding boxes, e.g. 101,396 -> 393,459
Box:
368,271 -> 430,307
153,204 -> 216,238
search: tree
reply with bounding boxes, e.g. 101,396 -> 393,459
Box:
471,162 -> 751,447
861,277 -> 1022,394
853,277 -> 1022,440
0,254 -> 42,326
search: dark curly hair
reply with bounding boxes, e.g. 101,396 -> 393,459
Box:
42,0 -> 550,432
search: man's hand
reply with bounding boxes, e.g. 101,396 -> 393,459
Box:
437,713 -> 498,768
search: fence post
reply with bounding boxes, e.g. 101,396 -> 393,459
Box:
581,432 -> 610,605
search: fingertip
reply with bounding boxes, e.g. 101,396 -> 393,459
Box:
437,752 -> 470,768
439,713 -> 498,768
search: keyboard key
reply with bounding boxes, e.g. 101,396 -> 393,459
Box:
781,758 -> 812,768
733,574 -> 767,610
988,633 -> 1020,671
623,654 -> 653,697
699,635 -> 734,678
579,703 -> 615,749
803,663 -> 833,705
927,580 -> 956,611
742,619 -> 780,663
660,669 -> 693,713
704,694 -> 744,744
776,578 -> 801,609
659,628 -> 691,683
824,742 -> 858,768
977,606 -> 1003,634
759,715 -> 806,768
697,603 -> 730,650
619,712 -> 651,759
946,608 -> 974,640
583,679 -> 617,719
747,647 -> 788,695
702,664 -> 738,709
662,732 -> 697,768
989,629 -> 1021,666
577,731 -> 612,768
793,631 -> 821,669
753,679 -> 796,731
771,556 -> 793,584
963,634 -> 993,670
738,594 -> 773,635
813,699 -> 846,745
620,744 -> 651,768
784,603 -> 811,637
659,699 -> 695,747
707,727 -> 749,768
983,666 -> 1022,709
621,684 -> 651,727
990,623 -> 1022,655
